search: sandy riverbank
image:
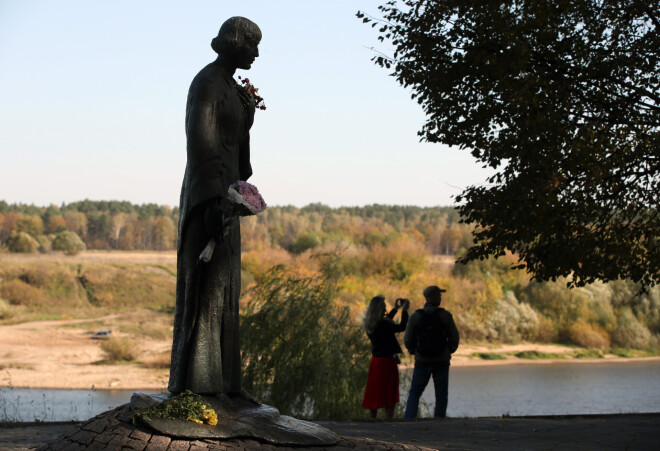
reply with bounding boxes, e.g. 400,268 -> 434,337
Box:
0,316 -> 170,390
1,316 -> 658,390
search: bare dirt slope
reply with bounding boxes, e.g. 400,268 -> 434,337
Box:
0,316 -> 170,390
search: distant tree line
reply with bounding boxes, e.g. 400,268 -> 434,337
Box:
0,200 -> 472,256
242,202 -> 471,256
0,200 -> 179,253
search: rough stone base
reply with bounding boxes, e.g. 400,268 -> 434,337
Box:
130,392 -> 339,446
36,404 -> 435,450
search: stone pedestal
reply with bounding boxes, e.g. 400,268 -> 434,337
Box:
37,404 -> 435,450
131,392 -> 339,446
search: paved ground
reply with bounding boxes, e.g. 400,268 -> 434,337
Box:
1,413 -> 658,450
318,414 -> 660,450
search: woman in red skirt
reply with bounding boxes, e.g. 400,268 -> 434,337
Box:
361,295 -> 410,419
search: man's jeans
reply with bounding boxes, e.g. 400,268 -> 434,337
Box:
404,363 -> 449,418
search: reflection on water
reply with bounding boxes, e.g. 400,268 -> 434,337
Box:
425,360 -> 660,418
0,388 -> 162,422
1,360 -> 659,421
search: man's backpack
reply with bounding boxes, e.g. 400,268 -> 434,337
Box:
416,308 -> 448,357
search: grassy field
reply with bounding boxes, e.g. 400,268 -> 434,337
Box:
0,250 -> 176,324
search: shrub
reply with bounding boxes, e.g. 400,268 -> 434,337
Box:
241,248 -> 292,282
99,337 -> 140,362
452,252 -> 526,291
240,265 -> 370,420
483,291 -> 539,342
289,232 -> 322,254
364,238 -> 429,281
611,309 -> 652,349
0,279 -> 44,306
575,282 -> 616,330
533,316 -> 559,343
514,350 -> 566,360
631,286 -> 660,334
15,215 -> 44,237
0,298 -> 16,320
472,352 -> 507,360
52,231 -> 86,255
454,311 -> 488,341
6,231 -> 39,253
567,321 -> 610,349
36,235 -> 52,253
519,279 -> 591,329
573,348 -> 604,359
610,347 -> 660,358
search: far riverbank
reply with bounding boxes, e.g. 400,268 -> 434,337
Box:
1,316 -> 659,390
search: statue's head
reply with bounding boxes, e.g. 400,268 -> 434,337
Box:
211,17 -> 261,70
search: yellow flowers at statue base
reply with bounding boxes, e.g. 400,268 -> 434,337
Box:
186,404 -> 218,426
202,407 -> 219,426
133,390 -> 219,427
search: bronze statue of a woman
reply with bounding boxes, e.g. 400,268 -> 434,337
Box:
169,17 -> 260,402
133,19 -> 338,444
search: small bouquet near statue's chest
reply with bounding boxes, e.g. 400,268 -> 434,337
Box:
199,181 -> 267,262
236,76 -> 266,111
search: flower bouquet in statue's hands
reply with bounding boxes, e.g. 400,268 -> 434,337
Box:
199,181 -> 267,262
227,181 -> 267,215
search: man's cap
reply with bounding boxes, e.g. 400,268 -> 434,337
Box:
423,285 -> 447,298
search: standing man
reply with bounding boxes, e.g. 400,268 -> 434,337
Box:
169,17 -> 261,402
403,285 -> 460,418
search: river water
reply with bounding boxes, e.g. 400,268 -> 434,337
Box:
1,360 -> 658,422
440,360 -> 660,418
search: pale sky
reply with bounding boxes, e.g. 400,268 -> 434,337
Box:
0,0 -> 492,208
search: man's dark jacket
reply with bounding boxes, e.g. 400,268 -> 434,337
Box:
404,302 -> 460,366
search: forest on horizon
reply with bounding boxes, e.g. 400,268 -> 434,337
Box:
0,199 -> 658,353
0,200 -> 467,254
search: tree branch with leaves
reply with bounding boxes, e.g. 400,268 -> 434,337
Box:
359,0 -> 659,288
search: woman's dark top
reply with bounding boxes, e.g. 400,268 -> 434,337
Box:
368,308 -> 409,357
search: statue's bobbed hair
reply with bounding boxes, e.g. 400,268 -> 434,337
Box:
211,16 -> 262,55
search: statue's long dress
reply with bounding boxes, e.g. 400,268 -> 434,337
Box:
168,62 -> 252,395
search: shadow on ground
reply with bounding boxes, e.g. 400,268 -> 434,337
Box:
1,413 -> 658,450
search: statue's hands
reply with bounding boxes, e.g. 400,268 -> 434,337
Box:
204,200 -> 224,241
